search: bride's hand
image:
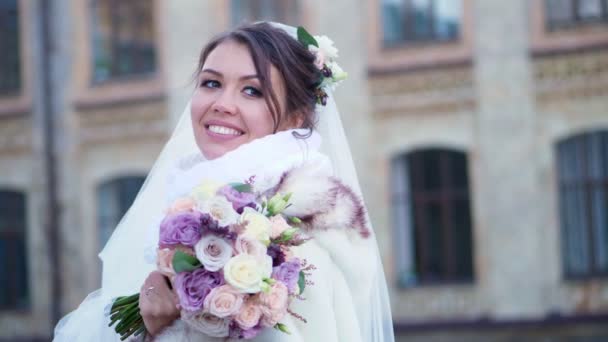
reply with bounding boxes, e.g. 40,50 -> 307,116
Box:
139,271 -> 180,337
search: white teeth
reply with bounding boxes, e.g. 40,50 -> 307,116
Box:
208,125 -> 243,136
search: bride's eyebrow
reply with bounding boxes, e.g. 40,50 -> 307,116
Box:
201,68 -> 259,81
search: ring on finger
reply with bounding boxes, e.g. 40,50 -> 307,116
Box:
144,286 -> 155,297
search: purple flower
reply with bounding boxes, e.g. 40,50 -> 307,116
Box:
267,244 -> 285,267
200,213 -> 235,240
241,325 -> 263,339
272,258 -> 301,294
159,212 -> 203,247
219,185 -> 257,213
175,268 -> 224,312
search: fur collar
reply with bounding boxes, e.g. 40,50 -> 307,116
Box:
269,160 -> 371,239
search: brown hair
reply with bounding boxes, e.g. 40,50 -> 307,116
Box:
195,22 -> 321,133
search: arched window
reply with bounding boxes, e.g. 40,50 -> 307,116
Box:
391,148 -> 474,286
556,130 -> 608,278
97,176 -> 145,249
0,190 -> 29,310
231,0 -> 300,27
90,0 -> 157,82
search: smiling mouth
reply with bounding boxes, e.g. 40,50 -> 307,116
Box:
205,124 -> 245,136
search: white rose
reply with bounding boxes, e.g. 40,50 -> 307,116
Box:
314,35 -> 338,59
194,235 -> 233,272
239,207 -> 271,244
223,254 -> 272,293
200,195 -> 240,226
183,312 -> 230,338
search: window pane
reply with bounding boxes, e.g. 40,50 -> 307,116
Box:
0,190 -> 28,309
578,0 -> 603,19
0,0 -> 21,94
410,0 -> 433,40
435,0 -> 461,40
91,0 -> 157,82
453,198 -> 474,279
382,0 -> 406,44
546,0 -> 574,25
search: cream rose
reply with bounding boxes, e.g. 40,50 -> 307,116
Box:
223,254 -> 272,293
239,207 -> 271,244
203,285 -> 244,318
166,197 -> 196,215
156,248 -> 176,277
259,282 -> 289,327
235,298 -> 263,330
194,235 -> 233,272
200,195 -> 240,226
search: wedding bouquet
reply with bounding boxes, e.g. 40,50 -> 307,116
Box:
108,179 -> 313,340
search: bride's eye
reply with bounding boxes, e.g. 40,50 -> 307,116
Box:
243,86 -> 262,98
201,79 -> 221,88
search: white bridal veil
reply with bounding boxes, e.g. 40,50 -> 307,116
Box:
54,23 -> 394,342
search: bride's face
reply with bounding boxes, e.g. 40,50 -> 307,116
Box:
191,40 -> 288,159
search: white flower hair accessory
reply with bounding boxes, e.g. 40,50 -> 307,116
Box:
297,27 -> 348,106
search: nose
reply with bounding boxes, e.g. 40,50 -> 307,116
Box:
211,90 -> 237,115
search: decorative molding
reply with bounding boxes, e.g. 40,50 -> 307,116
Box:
534,47 -> 608,105
0,116 -> 31,153
369,65 -> 475,117
76,98 -> 168,144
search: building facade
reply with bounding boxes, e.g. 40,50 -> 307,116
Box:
0,0 -> 607,340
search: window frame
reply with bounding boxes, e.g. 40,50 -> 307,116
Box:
89,0 -> 159,85
392,148 -> 475,287
380,0 -> 462,48
556,130 -> 608,280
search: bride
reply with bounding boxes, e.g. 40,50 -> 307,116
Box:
54,22 -> 394,341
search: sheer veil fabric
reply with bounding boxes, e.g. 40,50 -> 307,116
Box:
54,23 -> 394,342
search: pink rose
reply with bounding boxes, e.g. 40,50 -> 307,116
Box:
234,235 -> 267,259
235,298 -> 263,330
203,285 -> 244,318
269,215 -> 290,239
156,248 -> 176,277
258,282 -> 289,327
166,197 -> 196,215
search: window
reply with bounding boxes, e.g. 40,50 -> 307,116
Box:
546,0 -> 608,30
392,149 -> 474,286
557,130 -> 608,278
0,0 -> 21,95
381,0 -> 461,46
97,176 -> 145,249
231,0 -> 299,27
90,0 -> 157,83
0,190 -> 29,310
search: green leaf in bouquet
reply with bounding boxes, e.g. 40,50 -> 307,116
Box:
275,322 -> 291,334
172,250 -> 201,273
298,270 -> 306,294
297,26 -> 318,48
229,182 -> 252,193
